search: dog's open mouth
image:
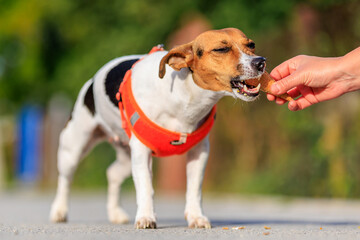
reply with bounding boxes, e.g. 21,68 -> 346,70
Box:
230,79 -> 261,100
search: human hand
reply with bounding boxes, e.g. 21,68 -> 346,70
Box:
267,55 -> 351,111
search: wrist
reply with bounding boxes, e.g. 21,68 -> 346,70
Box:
336,48 -> 360,93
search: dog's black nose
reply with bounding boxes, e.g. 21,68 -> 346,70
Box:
251,57 -> 266,72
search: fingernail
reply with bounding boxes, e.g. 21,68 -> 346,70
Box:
289,101 -> 298,111
271,84 -> 280,94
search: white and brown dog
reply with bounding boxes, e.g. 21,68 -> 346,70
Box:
50,28 -> 266,229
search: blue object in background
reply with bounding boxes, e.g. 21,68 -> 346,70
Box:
17,105 -> 43,183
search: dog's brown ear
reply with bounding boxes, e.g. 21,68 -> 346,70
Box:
159,42 -> 194,79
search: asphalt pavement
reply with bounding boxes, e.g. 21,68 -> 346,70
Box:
1,190 -> 360,239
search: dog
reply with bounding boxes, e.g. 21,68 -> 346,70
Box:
50,28 -> 266,229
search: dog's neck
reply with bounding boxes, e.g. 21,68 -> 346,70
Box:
131,52 -> 227,133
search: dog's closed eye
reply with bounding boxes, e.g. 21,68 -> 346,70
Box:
246,42 -> 255,50
212,47 -> 231,53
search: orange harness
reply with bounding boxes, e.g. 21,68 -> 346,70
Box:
116,46 -> 216,157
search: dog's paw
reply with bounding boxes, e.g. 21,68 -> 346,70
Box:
186,214 -> 211,229
135,217 -> 157,229
108,207 -> 129,224
50,203 -> 68,223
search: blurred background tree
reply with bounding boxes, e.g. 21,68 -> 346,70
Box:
0,0 -> 359,197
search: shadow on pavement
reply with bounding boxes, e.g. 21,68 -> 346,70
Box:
155,218 -> 360,229
210,219 -> 360,227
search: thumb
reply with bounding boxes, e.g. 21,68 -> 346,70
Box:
270,73 -> 304,95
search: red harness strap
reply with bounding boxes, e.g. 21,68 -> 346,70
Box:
116,46 -> 216,157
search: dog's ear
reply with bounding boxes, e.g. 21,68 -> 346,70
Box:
159,42 -> 194,79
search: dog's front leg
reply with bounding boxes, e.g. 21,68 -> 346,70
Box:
185,136 -> 211,229
129,137 -> 156,229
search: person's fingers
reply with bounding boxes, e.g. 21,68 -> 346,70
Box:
287,87 -> 301,98
290,96 -> 313,111
270,73 -> 305,95
288,84 -> 325,111
270,67 -> 283,81
270,57 -> 298,80
296,85 -> 320,104
288,100 -> 299,111
267,93 -> 276,101
275,97 -> 286,105
270,60 -> 291,80
268,88 -> 300,103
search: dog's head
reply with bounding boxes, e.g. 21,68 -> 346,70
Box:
159,28 -> 265,102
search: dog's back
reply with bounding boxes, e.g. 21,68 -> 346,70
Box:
75,55 -> 144,139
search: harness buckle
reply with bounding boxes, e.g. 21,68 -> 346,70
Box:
149,44 -> 164,54
170,133 -> 187,145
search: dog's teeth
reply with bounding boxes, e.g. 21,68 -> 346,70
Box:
255,83 -> 261,92
243,84 -> 248,92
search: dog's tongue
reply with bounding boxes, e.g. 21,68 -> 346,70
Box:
246,71 -> 293,101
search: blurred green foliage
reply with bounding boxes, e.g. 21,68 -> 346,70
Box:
1,0 -> 360,197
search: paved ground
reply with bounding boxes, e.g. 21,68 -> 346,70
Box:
1,190 -> 360,239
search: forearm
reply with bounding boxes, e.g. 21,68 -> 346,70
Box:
337,47 -> 360,93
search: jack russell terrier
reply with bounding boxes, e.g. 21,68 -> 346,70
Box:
50,28 -> 267,229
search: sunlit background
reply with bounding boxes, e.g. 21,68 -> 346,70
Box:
0,0 -> 360,198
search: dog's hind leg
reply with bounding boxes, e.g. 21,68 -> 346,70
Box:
106,146 -> 132,224
185,136 -> 211,229
50,80 -> 105,223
